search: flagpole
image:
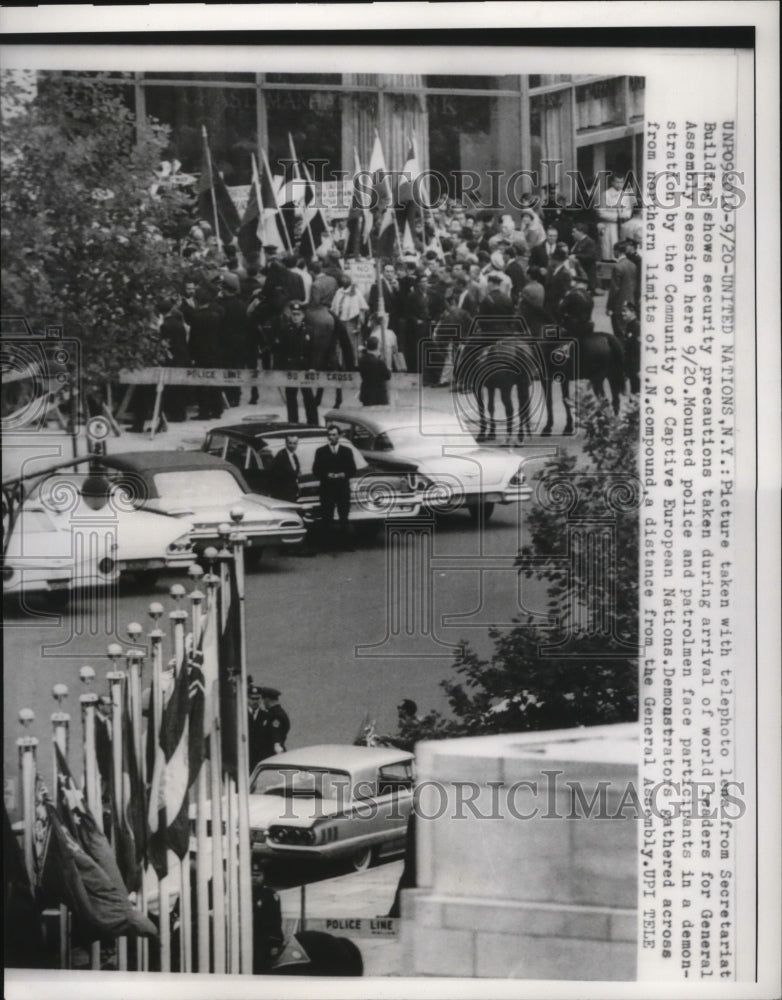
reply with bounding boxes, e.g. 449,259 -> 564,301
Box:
261,148 -> 294,255
17,710 -> 38,887
169,590 -> 192,973
250,153 -> 264,266
375,257 -> 387,364
148,612 -> 171,973
202,126 -> 223,257
79,669 -> 102,970
51,686 -> 71,970
228,514 -> 253,972
107,667 -> 128,972
125,629 -> 148,972
188,571 -> 210,972
204,558 -> 227,973
299,159 -> 318,264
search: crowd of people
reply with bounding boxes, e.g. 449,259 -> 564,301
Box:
145,176 -> 642,428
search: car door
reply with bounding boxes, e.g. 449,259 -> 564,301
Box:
370,760 -> 415,855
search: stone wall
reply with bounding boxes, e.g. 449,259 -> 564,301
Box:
401,722 -> 639,980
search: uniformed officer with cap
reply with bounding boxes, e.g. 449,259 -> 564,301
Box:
259,687 -> 290,760
248,684 -> 268,771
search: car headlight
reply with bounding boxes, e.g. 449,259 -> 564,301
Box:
268,826 -> 316,846
167,533 -> 194,554
508,465 -> 526,487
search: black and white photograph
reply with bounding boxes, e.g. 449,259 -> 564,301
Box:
2,5 -> 779,999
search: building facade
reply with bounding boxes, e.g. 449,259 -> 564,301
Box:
55,72 -> 644,211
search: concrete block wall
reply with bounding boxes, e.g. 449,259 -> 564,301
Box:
402,723 -> 639,979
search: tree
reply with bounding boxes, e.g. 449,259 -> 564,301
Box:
400,392 -> 640,743
0,73 -> 196,395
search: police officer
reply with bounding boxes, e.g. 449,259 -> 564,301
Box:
247,685 -> 267,772
252,865 -> 284,973
259,687 -> 290,760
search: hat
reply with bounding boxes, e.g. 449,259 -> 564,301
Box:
259,686 -> 280,699
248,685 -> 263,698
398,699 -> 418,716
263,244 -> 279,254
221,272 -> 240,292
487,272 -> 504,284
289,300 -> 304,313
520,282 -> 545,309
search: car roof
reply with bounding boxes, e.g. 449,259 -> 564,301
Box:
255,744 -> 413,772
326,407 -> 464,433
207,423 -> 332,444
99,451 -> 240,474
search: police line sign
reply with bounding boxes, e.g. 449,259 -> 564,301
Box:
118,366 -> 419,391
282,917 -> 398,938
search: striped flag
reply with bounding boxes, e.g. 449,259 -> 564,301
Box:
299,158 -> 329,260
368,132 -> 396,259
259,150 -> 290,253
347,148 -> 372,257
147,657 -> 191,878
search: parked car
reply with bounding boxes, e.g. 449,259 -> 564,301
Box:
324,407 -> 533,521
96,451 -> 306,561
202,422 -> 422,533
2,468 -> 195,601
248,744 -> 415,874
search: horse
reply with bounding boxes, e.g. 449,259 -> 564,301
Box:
538,288 -> 626,435
472,338 -> 533,443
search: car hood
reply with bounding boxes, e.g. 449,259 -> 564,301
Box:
410,450 -> 521,485
249,794 -> 344,831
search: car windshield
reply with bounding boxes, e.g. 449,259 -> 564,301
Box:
261,437 -> 369,475
379,424 -> 480,454
250,766 -> 353,801
152,469 -> 244,509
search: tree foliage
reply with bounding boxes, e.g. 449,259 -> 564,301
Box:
400,393 -> 640,744
1,73 -> 196,391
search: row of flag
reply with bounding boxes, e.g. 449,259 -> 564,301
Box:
7,552 -> 251,972
196,126 -> 431,262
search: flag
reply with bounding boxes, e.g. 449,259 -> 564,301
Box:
368,132 -> 396,259
197,134 -> 240,244
47,744 -> 156,941
237,160 -> 262,259
260,150 -> 290,253
347,148 -> 372,257
115,684 -> 145,892
3,803 -> 47,967
399,139 -> 427,221
147,657 -> 191,879
187,634 -> 206,784
299,158 -> 329,260
218,557 -> 242,781
402,218 -> 417,256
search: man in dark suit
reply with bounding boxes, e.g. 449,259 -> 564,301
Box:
570,222 -> 599,294
606,241 -> 638,339
269,434 -> 301,502
358,335 -> 391,406
312,424 -> 357,547
544,247 -> 574,320
528,225 -> 560,283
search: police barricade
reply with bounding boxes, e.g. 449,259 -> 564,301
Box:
116,367 -> 421,437
282,916 -> 399,939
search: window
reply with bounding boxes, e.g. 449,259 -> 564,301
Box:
378,761 -> 414,795
225,438 -> 249,470
351,425 -> 375,450
204,433 -> 227,458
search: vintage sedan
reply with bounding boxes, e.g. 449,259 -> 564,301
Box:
248,745 -> 415,874
2,467 -> 195,601
325,407 -> 533,521
97,451 -> 306,561
202,422 -> 422,533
